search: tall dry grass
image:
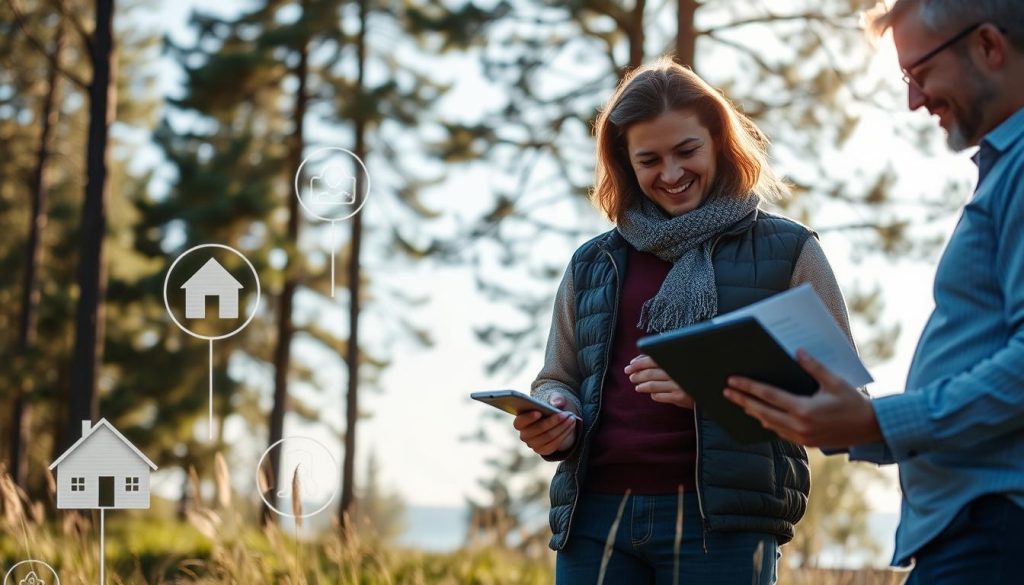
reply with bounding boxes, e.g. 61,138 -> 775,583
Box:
0,458 -> 551,584
1,469 -> 102,583
0,461 -> 907,584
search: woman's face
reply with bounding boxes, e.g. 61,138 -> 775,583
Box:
624,109 -> 717,217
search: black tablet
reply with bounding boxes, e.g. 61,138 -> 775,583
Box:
637,317 -> 817,443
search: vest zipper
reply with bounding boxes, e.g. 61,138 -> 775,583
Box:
565,244 -> 620,546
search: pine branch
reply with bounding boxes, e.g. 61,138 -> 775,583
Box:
699,12 -> 860,36
5,0 -> 89,90
705,29 -> 789,76
803,20 -> 898,110
580,0 -> 632,38
50,0 -> 93,54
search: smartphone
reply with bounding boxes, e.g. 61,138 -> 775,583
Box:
470,390 -> 578,419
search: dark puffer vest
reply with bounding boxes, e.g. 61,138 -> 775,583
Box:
548,209 -> 813,551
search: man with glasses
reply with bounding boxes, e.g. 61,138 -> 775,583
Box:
721,0 -> 1024,582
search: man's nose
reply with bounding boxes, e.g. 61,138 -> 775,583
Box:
908,83 -> 927,111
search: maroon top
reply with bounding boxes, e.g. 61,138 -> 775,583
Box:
582,245 -> 697,494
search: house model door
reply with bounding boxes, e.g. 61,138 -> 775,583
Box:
99,476 -> 115,507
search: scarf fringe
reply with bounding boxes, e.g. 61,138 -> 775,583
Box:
638,294 -> 717,334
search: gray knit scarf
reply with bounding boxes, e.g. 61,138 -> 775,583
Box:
617,191 -> 761,333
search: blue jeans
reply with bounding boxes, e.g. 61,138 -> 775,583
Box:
556,492 -> 778,584
905,494 -> 1024,585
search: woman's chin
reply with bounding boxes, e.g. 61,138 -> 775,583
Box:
662,197 -> 703,217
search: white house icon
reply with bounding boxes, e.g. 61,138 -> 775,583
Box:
181,258 -> 243,319
49,419 -> 158,510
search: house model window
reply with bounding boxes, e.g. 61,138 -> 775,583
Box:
72,477 -> 86,492
126,477 -> 140,492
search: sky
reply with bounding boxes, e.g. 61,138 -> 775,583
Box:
126,0 -> 984,562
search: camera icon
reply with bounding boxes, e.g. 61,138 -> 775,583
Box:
309,165 -> 356,206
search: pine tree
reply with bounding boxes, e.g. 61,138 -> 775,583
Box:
1,0 -> 163,501
2,0 -> 66,490
62,0 -> 117,454
160,0 -> 508,532
321,0 -> 511,532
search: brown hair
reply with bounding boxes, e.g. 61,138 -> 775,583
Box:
591,57 -> 787,222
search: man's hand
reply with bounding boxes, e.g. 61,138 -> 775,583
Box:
513,392 -> 580,456
627,354 -> 695,409
723,349 -> 883,448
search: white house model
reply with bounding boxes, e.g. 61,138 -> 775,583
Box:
181,258 -> 243,319
49,419 -> 158,510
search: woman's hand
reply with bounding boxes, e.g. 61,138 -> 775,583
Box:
626,354 -> 695,409
513,392 -> 581,456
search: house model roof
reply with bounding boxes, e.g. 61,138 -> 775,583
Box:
180,258 -> 243,290
49,418 -> 159,471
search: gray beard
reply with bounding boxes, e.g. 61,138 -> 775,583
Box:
947,124 -> 972,151
946,64 -> 997,152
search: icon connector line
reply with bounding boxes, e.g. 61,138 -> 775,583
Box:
163,244 -> 260,441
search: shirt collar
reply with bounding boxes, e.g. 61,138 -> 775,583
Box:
981,105 -> 1024,155
971,105 -> 1024,183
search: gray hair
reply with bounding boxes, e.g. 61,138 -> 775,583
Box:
870,0 -> 1024,50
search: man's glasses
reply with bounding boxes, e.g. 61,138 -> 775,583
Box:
900,23 -> 982,89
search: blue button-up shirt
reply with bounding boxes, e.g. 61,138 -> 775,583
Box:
850,106 -> 1024,566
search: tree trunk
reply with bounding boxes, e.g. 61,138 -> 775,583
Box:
66,0 -> 115,452
263,12 -> 309,525
339,0 -> 368,533
12,11 -> 64,488
627,0 -> 646,71
675,0 -> 698,69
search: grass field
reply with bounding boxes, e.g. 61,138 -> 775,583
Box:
1,469 -> 907,584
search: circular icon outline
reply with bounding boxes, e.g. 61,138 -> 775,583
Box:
294,146 -> 371,222
4,560 -> 60,585
163,243 -> 262,341
256,436 -> 340,519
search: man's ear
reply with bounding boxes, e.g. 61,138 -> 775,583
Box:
976,24 -> 1008,71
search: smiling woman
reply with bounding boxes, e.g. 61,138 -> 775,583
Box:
625,110 -> 717,217
508,57 -> 860,585
591,57 -> 787,224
